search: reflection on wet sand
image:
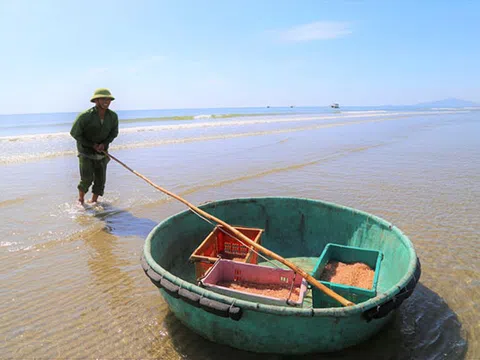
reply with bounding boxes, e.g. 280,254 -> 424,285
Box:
62,208 -> 162,358
0,111 -> 478,358
161,283 -> 467,360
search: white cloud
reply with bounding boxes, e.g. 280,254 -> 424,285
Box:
276,21 -> 352,42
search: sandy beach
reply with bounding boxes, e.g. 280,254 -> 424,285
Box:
0,109 -> 478,359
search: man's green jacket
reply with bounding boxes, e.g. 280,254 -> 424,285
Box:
70,107 -> 119,157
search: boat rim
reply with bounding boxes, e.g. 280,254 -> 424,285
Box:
143,196 -> 419,317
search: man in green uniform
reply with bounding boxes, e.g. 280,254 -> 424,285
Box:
70,88 -> 119,205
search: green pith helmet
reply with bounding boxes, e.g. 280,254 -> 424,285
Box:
90,88 -> 115,103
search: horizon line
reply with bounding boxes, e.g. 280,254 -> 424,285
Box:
0,100 -> 478,116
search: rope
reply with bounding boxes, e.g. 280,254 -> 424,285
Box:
285,272 -> 297,305
103,151 -> 354,307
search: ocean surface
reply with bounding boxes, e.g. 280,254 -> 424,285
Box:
0,106 -> 478,359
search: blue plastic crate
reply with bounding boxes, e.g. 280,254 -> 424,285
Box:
311,243 -> 383,308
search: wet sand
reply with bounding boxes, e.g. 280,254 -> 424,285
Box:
0,110 -> 478,359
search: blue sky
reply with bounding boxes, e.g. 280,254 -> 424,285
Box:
0,0 -> 479,114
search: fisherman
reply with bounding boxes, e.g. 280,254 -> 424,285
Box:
70,88 -> 119,205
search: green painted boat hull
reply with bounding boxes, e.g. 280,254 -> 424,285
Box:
143,197 -> 420,354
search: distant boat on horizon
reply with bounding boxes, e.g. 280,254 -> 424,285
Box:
330,103 -> 340,109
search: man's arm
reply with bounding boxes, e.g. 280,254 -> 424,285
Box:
103,114 -> 119,147
70,113 -> 95,148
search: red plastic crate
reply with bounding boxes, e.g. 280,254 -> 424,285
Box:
189,225 -> 263,279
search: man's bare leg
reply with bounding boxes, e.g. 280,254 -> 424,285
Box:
78,190 -> 85,205
90,193 -> 99,204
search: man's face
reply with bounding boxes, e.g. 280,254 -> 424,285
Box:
95,97 -> 111,110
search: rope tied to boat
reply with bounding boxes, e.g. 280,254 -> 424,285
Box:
285,271 -> 297,306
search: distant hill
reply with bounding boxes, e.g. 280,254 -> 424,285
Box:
412,98 -> 479,108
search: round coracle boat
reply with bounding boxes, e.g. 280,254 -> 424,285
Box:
141,197 -> 421,354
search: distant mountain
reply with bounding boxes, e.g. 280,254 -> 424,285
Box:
411,98 -> 479,108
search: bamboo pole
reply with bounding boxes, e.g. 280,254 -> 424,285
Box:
104,151 -> 354,307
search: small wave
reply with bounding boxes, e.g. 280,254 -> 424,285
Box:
117,112 -> 281,123
2,109 -> 465,143
0,150 -> 76,164
1,241 -> 18,247
0,115 -> 321,142
340,110 -> 388,114
0,112 -> 287,135
0,240 -> 33,252
0,110 -> 470,164
0,132 -> 69,142
193,114 -> 212,120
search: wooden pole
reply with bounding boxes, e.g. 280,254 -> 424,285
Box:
104,152 -> 355,307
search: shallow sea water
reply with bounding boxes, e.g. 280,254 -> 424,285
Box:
0,110 -> 478,359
